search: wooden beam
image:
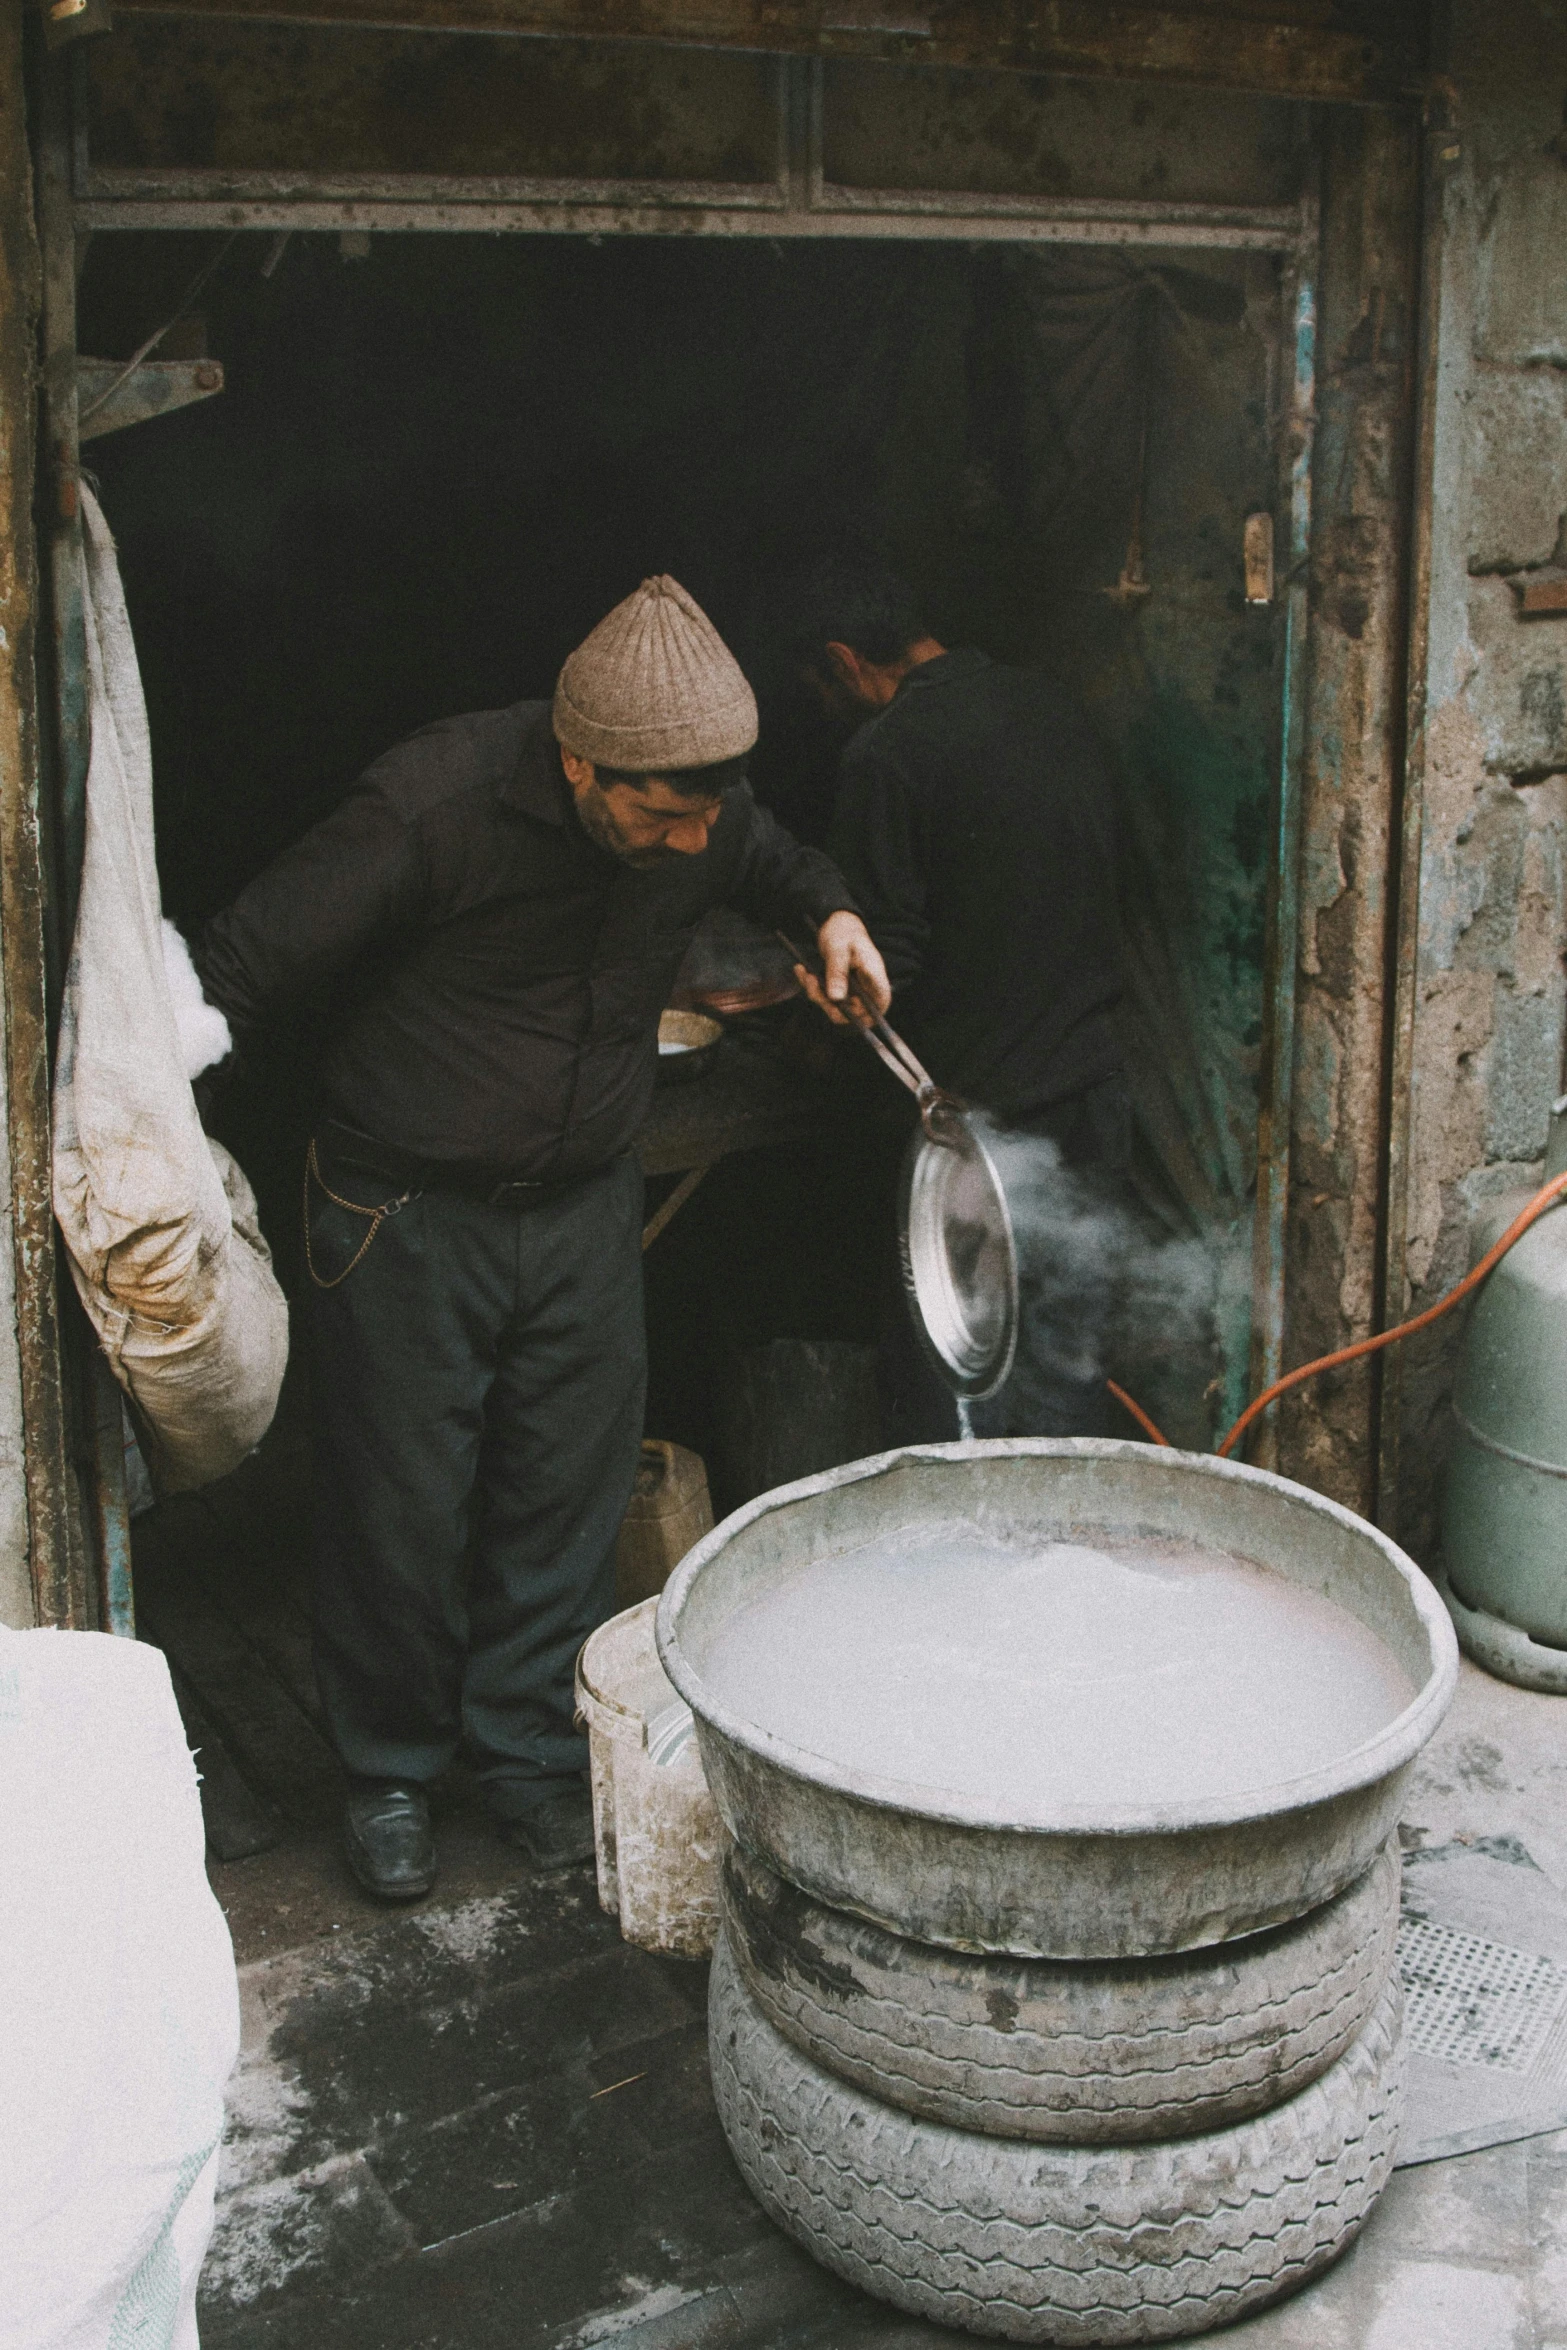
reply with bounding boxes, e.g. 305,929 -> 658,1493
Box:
1375,62 -> 1457,1540
1278,105 -> 1423,1513
112,0 -> 1430,109
0,31 -> 92,1627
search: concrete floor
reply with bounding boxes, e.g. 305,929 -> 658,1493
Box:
1215,1656 -> 1567,2350
192,1652 -> 1567,2350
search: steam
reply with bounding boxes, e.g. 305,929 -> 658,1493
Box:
972,1118 -> 1233,1408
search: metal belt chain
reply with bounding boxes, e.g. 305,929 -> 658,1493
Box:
303,1138 -> 413,1290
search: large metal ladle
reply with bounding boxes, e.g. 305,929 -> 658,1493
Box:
779,934 -> 1020,1402
775,930 -> 963,1143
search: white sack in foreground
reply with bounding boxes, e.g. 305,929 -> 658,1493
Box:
52,484 -> 288,1493
0,1630 -> 240,2349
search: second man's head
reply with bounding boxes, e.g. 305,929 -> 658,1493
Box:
789,555 -> 941,722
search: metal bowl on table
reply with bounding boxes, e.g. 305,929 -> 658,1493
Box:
656,1007 -> 723,1084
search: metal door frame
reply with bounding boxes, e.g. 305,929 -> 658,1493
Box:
75,51 -> 1307,250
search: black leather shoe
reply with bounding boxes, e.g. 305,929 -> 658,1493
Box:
498,1784 -> 596,1869
344,1781 -> 436,1901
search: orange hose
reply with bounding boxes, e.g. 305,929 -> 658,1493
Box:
1108,1166 -> 1567,1461
1106,1379 -> 1172,1447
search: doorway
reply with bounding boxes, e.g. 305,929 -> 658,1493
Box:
68,220 -> 1300,1858
82,225 -> 1293,1369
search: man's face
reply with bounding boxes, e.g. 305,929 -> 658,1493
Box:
561,755 -> 723,867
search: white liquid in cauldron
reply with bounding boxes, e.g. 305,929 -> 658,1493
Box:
700,1523 -> 1415,1814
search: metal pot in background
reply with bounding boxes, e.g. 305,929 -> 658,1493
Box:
670,908 -> 798,1019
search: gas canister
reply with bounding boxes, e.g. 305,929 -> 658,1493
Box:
1441,1096 -> 1567,1690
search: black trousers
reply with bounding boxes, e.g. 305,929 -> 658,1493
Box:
304,1145 -> 646,1815
880,1072 -> 1134,1446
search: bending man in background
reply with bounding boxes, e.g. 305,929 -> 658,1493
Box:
793,553 -> 1126,1445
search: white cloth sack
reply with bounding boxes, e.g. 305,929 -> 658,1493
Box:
52,486 -> 288,1493
0,1629 -> 240,2349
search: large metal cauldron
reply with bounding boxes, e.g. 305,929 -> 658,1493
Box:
657,1440 -> 1457,1961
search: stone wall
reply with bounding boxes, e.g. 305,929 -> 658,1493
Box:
1391,0 -> 1567,1559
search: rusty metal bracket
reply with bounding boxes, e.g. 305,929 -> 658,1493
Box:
77,355 -> 224,440
1244,511 -> 1275,606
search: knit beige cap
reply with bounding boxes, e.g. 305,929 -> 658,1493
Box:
553,575 -> 758,772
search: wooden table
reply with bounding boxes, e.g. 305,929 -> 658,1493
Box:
636,1034 -> 822,1179
635,1034 -> 823,1247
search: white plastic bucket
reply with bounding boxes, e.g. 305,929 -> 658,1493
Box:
575,1596 -> 720,1959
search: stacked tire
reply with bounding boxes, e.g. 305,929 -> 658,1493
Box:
709,1837 -> 1406,2344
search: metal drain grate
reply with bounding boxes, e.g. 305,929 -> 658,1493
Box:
1398,1916 -> 1567,2073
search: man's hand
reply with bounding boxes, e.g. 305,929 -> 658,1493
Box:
794,911 -> 892,1028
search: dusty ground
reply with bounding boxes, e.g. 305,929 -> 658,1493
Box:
188,1652 -> 1567,2350
150,1414 -> 1567,2350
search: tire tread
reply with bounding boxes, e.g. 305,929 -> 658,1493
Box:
710,1928 -> 1403,2344
722,1840 -> 1400,2142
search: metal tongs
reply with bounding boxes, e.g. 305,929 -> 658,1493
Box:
776,932 -> 966,1144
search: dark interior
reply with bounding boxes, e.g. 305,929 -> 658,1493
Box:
77,227 -> 1286,1486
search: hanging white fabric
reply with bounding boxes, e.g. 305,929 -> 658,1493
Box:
51,484 -> 288,1494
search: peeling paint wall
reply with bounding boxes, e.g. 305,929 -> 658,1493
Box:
1278,108 -> 1419,1514
1389,0 -> 1567,1561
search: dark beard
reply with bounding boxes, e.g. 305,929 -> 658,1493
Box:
573,785 -> 680,867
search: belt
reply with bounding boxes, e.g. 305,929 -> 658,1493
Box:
315,1119 -> 596,1209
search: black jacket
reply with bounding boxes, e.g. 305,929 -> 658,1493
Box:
826,649 -> 1121,1116
194,700 -> 854,1177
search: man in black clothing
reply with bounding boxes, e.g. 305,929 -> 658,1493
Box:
195,577 -> 887,1898
794,556 -> 1127,1445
